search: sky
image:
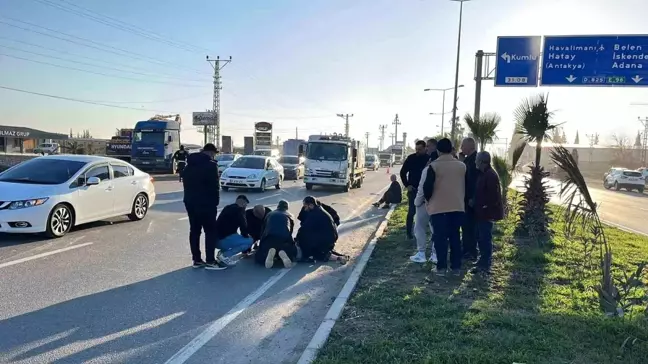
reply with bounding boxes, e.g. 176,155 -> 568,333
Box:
2,0 -> 648,148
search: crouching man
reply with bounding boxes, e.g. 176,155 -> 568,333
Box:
296,196 -> 348,264
256,200 -> 297,268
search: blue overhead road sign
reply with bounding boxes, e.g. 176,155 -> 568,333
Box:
495,36 -> 541,87
541,35 -> 648,86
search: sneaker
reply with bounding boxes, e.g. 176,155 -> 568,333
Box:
381,204 -> 390,209
337,255 -> 350,265
192,261 -> 206,268
470,266 -> 491,275
372,202 -> 380,207
278,250 -> 293,268
265,248 -> 277,269
409,252 -> 426,263
204,261 -> 228,270
435,268 -> 446,276
429,251 -> 438,264
217,251 -> 237,267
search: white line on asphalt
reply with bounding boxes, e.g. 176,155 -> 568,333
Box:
297,205 -> 395,364
177,216 -> 189,221
163,269 -> 291,364
0,242 -> 94,269
254,192 -> 282,201
163,183 -> 390,364
601,219 -> 648,237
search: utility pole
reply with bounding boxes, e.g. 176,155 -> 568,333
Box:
450,0 -> 469,140
639,117 -> 648,165
206,55 -> 232,149
365,132 -> 370,149
392,114 -> 401,144
275,136 -> 280,148
389,133 -> 395,146
295,127 -> 298,140
378,124 -> 387,151
585,133 -> 598,163
337,113 -> 354,137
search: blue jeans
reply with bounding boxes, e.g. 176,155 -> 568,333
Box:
218,234 -> 254,258
430,212 -> 464,270
476,220 -> 494,270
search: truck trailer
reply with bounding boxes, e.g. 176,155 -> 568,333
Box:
302,134 -> 365,192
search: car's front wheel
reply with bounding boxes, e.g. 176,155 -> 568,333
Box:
614,181 -> 621,191
128,193 -> 149,221
45,204 -> 73,238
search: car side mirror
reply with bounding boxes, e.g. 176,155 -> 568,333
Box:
86,176 -> 101,186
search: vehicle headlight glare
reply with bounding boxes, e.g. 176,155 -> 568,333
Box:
8,198 -> 49,210
247,174 -> 257,179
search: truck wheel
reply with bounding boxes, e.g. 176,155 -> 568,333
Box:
222,186 -> 229,192
305,183 -> 313,190
357,177 -> 364,188
343,183 -> 350,192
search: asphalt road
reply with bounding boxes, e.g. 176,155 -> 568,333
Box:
512,174 -> 648,236
0,168 -> 399,364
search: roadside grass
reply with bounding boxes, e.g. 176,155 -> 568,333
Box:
313,201 -> 648,364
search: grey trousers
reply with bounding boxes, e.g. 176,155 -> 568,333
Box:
414,204 -> 435,255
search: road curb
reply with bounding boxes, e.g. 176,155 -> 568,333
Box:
296,205 -> 396,364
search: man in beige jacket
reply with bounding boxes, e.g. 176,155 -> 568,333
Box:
422,138 -> 466,275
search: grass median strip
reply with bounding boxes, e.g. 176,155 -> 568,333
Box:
313,202 -> 648,364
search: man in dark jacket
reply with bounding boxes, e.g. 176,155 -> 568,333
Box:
296,196 -> 346,263
400,140 -> 430,239
173,145 -> 189,182
246,205 -> 272,243
215,195 -> 253,265
473,151 -> 504,274
373,174 -> 402,208
297,199 -> 340,226
460,137 -> 479,261
182,143 -> 224,269
256,200 -> 297,268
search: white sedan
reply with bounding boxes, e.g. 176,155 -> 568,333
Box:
0,155 -> 156,238
220,155 -> 283,192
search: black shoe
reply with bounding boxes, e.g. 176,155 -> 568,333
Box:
205,261 -> 228,270
192,261 -> 206,268
470,266 -> 490,275
372,202 -> 380,207
381,204 -> 390,209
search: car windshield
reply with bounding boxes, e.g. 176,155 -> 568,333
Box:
279,156 -> 299,164
39,144 -> 52,148
134,131 -> 163,143
0,158 -> 87,185
379,155 -> 391,160
306,143 -> 348,161
366,155 -> 375,161
623,171 -> 642,177
254,150 -> 271,156
230,157 -> 265,169
216,154 -> 235,162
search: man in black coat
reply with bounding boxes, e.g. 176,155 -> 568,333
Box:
460,137 -> 479,260
245,205 -> 272,243
297,198 -> 340,226
256,200 -> 297,269
182,143 -> 225,270
296,196 -> 346,263
399,140 -> 431,239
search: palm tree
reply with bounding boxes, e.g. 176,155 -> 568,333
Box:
514,93 -> 558,167
463,112 -> 501,151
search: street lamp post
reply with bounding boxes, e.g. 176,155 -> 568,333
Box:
424,85 -> 464,137
449,0 -> 470,140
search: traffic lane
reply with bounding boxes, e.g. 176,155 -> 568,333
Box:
185,203 -> 390,364
0,171 -> 392,363
512,176 -> 648,235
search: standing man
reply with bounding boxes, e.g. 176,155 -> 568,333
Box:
461,137 -> 479,261
173,145 -> 189,182
473,151 -> 504,274
423,138 -> 466,275
410,138 -> 440,263
400,140 -> 430,240
182,143 -> 226,270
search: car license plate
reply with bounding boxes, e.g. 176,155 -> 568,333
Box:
142,161 -> 150,164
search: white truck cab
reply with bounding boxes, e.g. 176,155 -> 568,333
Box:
302,134 -> 366,192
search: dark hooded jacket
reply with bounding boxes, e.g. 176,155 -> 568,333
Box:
296,205 -> 338,254
182,152 -> 220,211
246,207 -> 272,241
298,200 -> 340,226
262,209 -> 295,241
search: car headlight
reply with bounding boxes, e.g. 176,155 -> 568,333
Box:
247,174 -> 257,179
8,198 -> 49,210
221,172 -> 228,178
340,168 -> 348,175
306,168 -> 314,175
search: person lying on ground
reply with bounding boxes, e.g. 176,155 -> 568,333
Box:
256,200 -> 297,269
296,196 -> 348,264
373,174 -> 402,208
297,198 -> 341,226
215,195 -> 254,265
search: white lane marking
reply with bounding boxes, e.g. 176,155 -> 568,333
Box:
163,182 -> 390,364
0,242 -> 94,269
163,269 -> 291,364
177,216 -> 189,221
601,219 -> 648,237
254,192 -> 282,201
297,205 -> 395,364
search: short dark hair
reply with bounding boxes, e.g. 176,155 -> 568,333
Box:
415,140 -> 426,148
436,138 -> 452,154
203,143 -> 218,153
303,196 -> 317,205
236,195 -> 250,203
426,138 -> 437,145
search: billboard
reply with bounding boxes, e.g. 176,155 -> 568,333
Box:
221,136 -> 233,154
254,121 -> 272,149
243,136 -> 254,155
192,112 -> 217,126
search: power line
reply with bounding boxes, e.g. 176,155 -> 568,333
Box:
0,17 -> 208,75
40,0 -> 211,53
0,44 -> 209,83
0,53 -> 205,88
